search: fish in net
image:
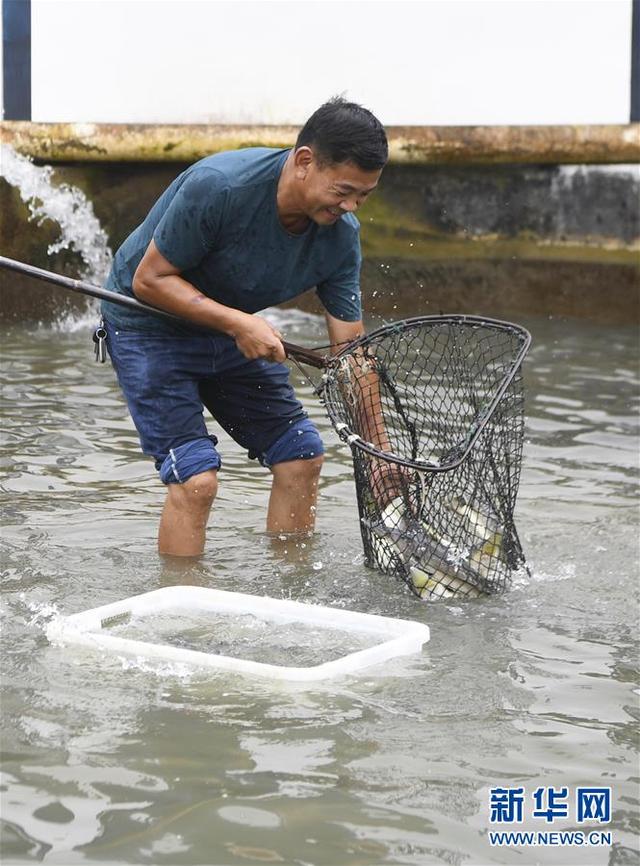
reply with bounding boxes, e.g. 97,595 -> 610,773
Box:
316,315 -> 531,601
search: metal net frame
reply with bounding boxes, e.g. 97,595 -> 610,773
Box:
319,315 -> 531,601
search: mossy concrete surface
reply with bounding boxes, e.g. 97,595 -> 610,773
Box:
2,159 -> 638,324
3,121 -> 639,165
283,258 -> 639,327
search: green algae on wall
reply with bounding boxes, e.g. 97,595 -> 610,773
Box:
356,184 -> 639,267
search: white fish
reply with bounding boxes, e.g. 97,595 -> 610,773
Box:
409,565 -> 482,600
363,497 -> 486,600
447,495 -> 504,557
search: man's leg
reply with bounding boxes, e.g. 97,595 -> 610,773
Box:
158,469 -> 219,556
267,455 -> 324,534
106,324 -> 222,557
199,350 -> 325,536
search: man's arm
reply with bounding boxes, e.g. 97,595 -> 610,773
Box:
133,240 -> 286,362
324,311 -> 364,355
325,312 -> 391,448
325,313 -> 410,506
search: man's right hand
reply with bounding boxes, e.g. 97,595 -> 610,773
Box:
132,241 -> 286,363
232,313 -> 286,363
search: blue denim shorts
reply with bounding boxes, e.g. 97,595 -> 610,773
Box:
105,321 -> 324,484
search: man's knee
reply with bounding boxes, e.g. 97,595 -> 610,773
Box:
272,454 -> 324,491
167,470 -> 218,511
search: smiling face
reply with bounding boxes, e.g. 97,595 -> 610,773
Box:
293,146 -> 382,226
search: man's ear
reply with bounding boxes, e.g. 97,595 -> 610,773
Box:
293,146 -> 314,179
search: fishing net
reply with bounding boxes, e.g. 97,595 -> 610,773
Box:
319,315 -> 531,601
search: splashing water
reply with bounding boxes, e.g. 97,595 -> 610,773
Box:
0,144 -> 113,284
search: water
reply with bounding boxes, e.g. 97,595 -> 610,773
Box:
102,611 -> 382,667
1,308 -> 638,866
0,146 -> 112,284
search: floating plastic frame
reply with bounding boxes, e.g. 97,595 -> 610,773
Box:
46,586 -> 430,682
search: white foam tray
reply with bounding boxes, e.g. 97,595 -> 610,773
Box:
46,586 -> 430,682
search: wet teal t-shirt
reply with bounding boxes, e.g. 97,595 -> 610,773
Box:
102,148 -> 362,332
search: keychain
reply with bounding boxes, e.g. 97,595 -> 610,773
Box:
93,321 -> 107,363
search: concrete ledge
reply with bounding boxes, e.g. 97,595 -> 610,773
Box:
2,122 -> 639,165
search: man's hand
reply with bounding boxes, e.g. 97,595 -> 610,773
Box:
132,242 -> 286,362
369,458 -> 416,510
232,313 -> 286,362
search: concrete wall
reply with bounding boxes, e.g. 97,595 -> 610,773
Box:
3,0 -> 635,125
2,158 -> 638,324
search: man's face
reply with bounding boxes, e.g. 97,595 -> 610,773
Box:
297,151 -> 382,225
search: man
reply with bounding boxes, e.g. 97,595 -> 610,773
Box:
102,97 -> 388,557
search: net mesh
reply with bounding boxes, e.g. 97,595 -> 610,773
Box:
320,316 -> 530,601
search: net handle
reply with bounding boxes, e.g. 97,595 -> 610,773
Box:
0,256 -> 328,369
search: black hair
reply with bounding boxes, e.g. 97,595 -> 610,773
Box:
295,97 -> 388,171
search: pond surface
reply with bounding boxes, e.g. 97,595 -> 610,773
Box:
1,306 -> 638,865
